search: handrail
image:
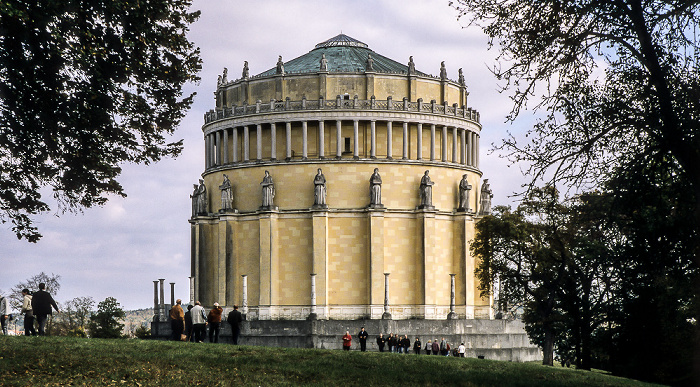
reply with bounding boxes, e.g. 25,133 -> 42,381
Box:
204,97 -> 480,125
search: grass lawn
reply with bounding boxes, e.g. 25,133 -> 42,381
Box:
0,336 -> 664,386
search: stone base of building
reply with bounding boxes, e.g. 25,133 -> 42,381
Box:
151,318 -> 542,362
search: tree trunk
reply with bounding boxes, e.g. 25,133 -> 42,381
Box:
542,324 -> 555,366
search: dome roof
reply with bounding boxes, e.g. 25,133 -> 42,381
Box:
255,34 -> 429,77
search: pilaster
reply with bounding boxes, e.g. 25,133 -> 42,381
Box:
312,211 -> 329,318
217,219 -> 227,305
368,210 -> 386,318
258,212 -> 279,319
419,210 -> 437,317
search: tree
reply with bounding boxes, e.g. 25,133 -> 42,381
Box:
54,296 -> 95,337
9,272 -> 61,311
451,0 -> 700,379
0,1 -> 202,242
88,297 -> 125,338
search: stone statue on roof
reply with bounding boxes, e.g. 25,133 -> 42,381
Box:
366,54 -> 374,71
320,54 -> 328,71
242,61 -> 249,79
458,68 -> 465,86
222,67 -> 228,84
216,75 -> 222,88
276,55 -> 285,75
440,61 -> 447,80
408,56 -> 415,74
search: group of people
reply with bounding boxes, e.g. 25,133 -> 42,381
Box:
168,300 -> 243,344
0,283 -> 60,337
342,328 -> 467,357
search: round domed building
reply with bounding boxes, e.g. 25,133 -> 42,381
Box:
194,33 -> 488,319
183,34 -> 537,358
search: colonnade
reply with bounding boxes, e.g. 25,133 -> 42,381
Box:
204,119 -> 480,169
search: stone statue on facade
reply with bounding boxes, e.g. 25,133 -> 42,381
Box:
478,178 -> 493,216
369,168 -> 383,208
366,54 -> 374,71
216,75 -> 222,88
242,61 -> 249,79
190,183 -> 198,217
418,170 -> 435,210
319,54 -> 328,71
313,168 -> 327,208
219,174 -> 233,212
260,170 -> 276,210
276,55 -> 285,75
458,68 -> 465,86
457,174 -> 472,212
440,61 -> 447,80
408,56 -> 415,74
193,179 -> 208,215
222,67 -> 228,84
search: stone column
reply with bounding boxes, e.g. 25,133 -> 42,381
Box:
243,126 -> 250,162
318,121 -> 325,158
402,122 -> 408,159
353,119 -> 359,159
170,282 -> 175,308
382,273 -> 392,319
336,120 -> 342,158
416,123 -> 423,160
302,120 -> 308,160
467,131 -> 473,166
189,276 -> 194,305
442,126 -> 448,162
241,274 -> 248,315
204,135 -> 210,168
270,123 -> 277,160
448,274 -> 458,319
223,129 -> 229,164
159,278 -> 165,321
215,130 -> 221,165
309,273 -> 317,320
460,128 -> 466,165
370,120 -> 376,159
430,124 -> 436,161
452,127 -> 458,163
386,121 -> 393,159
232,127 -> 239,162
476,134 -> 480,168
256,124 -> 262,160
285,122 -> 292,160
153,280 -> 159,320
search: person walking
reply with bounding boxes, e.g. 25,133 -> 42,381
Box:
207,302 -> 223,343
440,337 -> 448,356
169,299 -> 185,341
31,283 -> 59,336
21,289 -> 36,336
358,327 -> 369,352
0,294 -> 8,335
184,305 -> 194,342
376,333 -> 386,352
431,339 -> 440,355
190,301 -> 207,343
458,343 -> 466,358
342,331 -> 352,351
227,305 -> 243,345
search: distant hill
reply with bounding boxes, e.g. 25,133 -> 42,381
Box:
122,308 -> 154,336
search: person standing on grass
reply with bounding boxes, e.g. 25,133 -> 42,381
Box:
358,327 -> 368,352
31,283 -> 59,336
227,305 -> 243,345
207,302 -> 223,343
401,335 -> 410,354
21,289 -> 36,336
376,333 -> 386,352
169,299 -> 184,341
387,333 -> 394,352
190,301 -> 207,343
342,331 -> 352,351
424,340 -> 431,355
184,304 -> 194,342
413,337 -> 422,354
432,339 -> 439,355
458,343 -> 466,358
440,337 -> 448,356
0,294 -> 8,335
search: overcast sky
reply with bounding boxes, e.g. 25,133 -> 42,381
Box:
1,0 -> 532,310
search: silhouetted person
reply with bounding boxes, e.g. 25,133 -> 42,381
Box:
31,283 -> 59,336
227,305 -> 243,345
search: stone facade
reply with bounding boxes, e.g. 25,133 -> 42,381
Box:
191,35 -> 489,321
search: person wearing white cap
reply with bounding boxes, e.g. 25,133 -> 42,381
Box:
207,302 -> 223,343
190,301 -> 207,343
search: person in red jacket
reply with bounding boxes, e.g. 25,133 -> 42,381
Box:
342,331 -> 352,351
207,302 -> 223,343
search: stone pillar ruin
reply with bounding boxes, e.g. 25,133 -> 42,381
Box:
241,274 -> 248,315
159,278 -> 165,321
382,273 -> 391,319
448,274 -> 458,320
170,282 -> 175,308
309,273 -> 317,320
153,280 -> 159,320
